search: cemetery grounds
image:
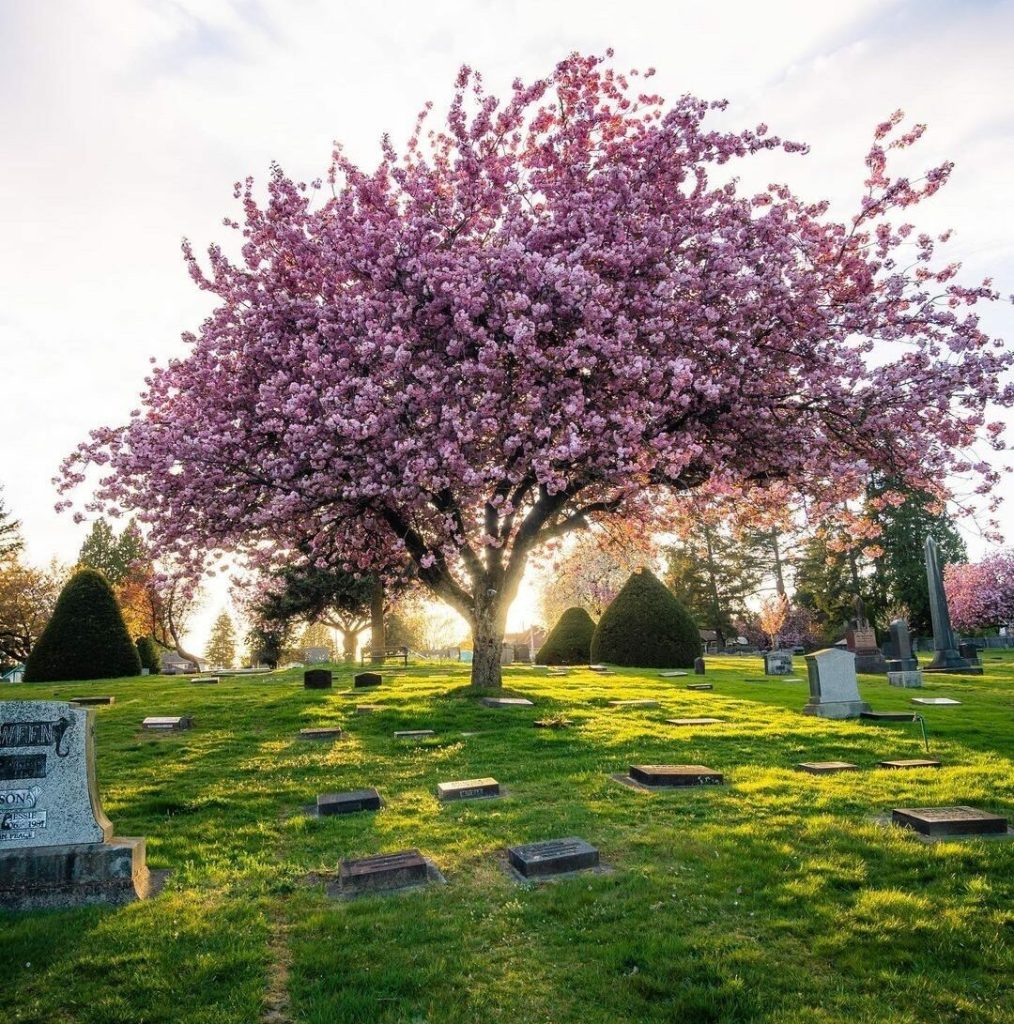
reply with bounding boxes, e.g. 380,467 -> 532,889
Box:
2,653 -> 1012,1024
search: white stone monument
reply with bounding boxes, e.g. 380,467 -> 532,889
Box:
802,649 -> 870,719
0,700 -> 149,910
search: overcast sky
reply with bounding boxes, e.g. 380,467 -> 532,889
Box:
2,0 -> 1012,649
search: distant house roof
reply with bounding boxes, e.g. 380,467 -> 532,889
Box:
699,630 -> 718,642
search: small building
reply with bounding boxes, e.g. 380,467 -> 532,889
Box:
302,646 -> 331,664
1,664 -> 25,683
161,653 -> 210,675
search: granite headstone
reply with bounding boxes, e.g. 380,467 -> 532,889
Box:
802,649 -> 870,719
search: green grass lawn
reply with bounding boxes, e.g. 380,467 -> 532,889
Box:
2,654 -> 1013,1024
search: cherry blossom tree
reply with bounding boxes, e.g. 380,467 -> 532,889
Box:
60,53 -> 1013,688
945,550 -> 1014,633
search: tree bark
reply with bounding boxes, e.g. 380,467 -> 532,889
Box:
369,579 -> 386,663
470,596 -> 507,689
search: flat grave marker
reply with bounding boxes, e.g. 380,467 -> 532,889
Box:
911,697 -> 961,706
190,677 -> 219,685
69,696 -> 114,706
687,683 -> 713,691
665,717 -> 722,727
394,729 -> 435,739
507,837 -> 599,878
607,699 -> 659,709
299,726 -> 342,741
861,710 -> 917,722
796,761 -> 858,775
142,716 -> 192,731
316,788 -> 381,816
879,759 -> 942,770
628,764 -> 724,787
436,778 -> 500,801
659,671 -> 688,678
481,697 -> 534,708
339,849 -> 429,893
355,705 -> 384,715
892,806 -> 1007,837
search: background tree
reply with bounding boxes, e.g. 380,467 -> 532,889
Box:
135,635 -> 161,674
945,551 -> 1014,633
63,54 -> 1013,689
205,610 -> 237,669
298,620 -> 335,658
792,532 -> 862,642
0,486 -> 23,562
757,593 -> 789,649
536,606 -> 596,665
77,518 -> 145,585
246,618 -> 293,669
0,559 -> 62,670
24,567 -> 141,682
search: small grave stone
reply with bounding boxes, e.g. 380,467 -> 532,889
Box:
142,716 -> 192,731
665,717 -> 722,727
687,683 -> 713,691
608,699 -> 659,709
355,705 -> 384,715
299,726 -> 342,741
802,649 -> 869,719
436,778 -> 500,801
629,764 -> 723,787
764,650 -> 794,676
0,700 -> 149,909
796,761 -> 858,775
659,670 -> 688,678
588,664 -> 609,673
190,676 -> 219,685
846,597 -> 888,674
394,729 -> 435,739
886,619 -> 922,689
911,697 -> 961,706
958,642 -> 981,664
316,788 -> 381,815
339,849 -> 428,893
861,710 -> 917,722
892,806 -> 1007,837
693,657 -> 706,675
70,696 -> 114,706
481,697 -> 534,708
304,670 -> 333,690
879,759 -> 942,770
354,672 -> 382,688
507,837 -> 599,878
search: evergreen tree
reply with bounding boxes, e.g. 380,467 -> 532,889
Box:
205,610 -> 237,669
536,607 -> 596,665
24,568 -> 141,682
299,620 -> 335,658
792,533 -> 862,643
591,569 -> 702,668
135,635 -> 161,674
662,524 -> 766,644
0,486 -> 23,562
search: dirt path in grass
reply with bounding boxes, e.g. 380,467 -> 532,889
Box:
262,907 -> 293,1024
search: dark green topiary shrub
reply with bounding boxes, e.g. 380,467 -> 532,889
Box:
590,568 -> 702,668
536,607 -> 596,665
135,635 -> 161,674
24,568 -> 142,682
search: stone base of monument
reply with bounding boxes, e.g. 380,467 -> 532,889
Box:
888,670 -> 923,688
803,700 -> 870,720
0,837 -> 149,911
853,652 -> 888,674
892,806 -> 1008,837
924,651 -> 983,676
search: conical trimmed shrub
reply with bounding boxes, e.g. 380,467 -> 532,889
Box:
136,635 -> 161,674
536,607 -> 596,665
590,568 -> 702,668
25,568 -> 142,682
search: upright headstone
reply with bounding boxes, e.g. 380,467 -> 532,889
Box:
500,643 -> 515,666
304,669 -> 333,689
693,657 -> 706,675
887,618 -> 923,688
764,651 -> 793,675
924,536 -> 982,674
802,649 -> 870,719
846,597 -> 888,674
0,700 -> 149,909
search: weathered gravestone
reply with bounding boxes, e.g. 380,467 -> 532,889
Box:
764,650 -> 794,676
70,696 -> 114,706
437,778 -> 500,801
629,764 -> 724,786
339,849 -> 429,893
879,759 -> 941,770
0,700 -> 149,910
304,669 -> 333,690
317,788 -> 381,815
845,597 -> 888,674
796,761 -> 858,775
687,682 -> 713,691
802,649 -> 870,719
507,837 -> 599,878
353,672 -> 381,688
886,618 -> 923,688
299,726 -> 343,741
694,657 -> 706,675
892,806 -> 1007,837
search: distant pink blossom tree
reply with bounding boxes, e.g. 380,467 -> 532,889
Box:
945,550 -> 1014,632
59,53 -> 1012,688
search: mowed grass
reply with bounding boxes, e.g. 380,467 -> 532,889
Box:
2,653 -> 1013,1024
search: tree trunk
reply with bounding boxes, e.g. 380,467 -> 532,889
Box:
369,579 -> 386,663
770,531 -> 786,597
340,628 -> 357,662
469,589 -> 508,689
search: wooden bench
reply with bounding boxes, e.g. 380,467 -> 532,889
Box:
360,647 -> 409,667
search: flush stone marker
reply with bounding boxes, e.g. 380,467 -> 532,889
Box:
687,683 -> 713,691
437,778 -> 500,801
339,849 -> 429,893
892,806 -> 1007,837
142,716 -> 192,731
912,697 -> 961,705
629,764 -> 724,787
879,759 -> 942,770
0,700 -> 149,910
70,696 -> 114,706
507,837 -> 599,878
861,710 -> 918,722
190,676 -> 219,685
608,699 -> 659,709
481,697 -> 534,708
659,671 -> 688,678
395,729 -> 435,739
796,761 -> 858,775
665,717 -> 722,727
317,788 -> 381,815
299,726 -> 343,741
